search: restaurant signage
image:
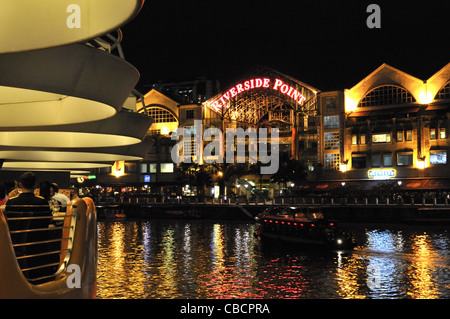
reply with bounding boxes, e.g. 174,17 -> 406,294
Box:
368,168 -> 396,179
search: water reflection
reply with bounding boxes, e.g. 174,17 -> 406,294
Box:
97,220 -> 450,299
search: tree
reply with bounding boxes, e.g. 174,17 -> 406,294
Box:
369,181 -> 402,200
176,163 -> 213,199
270,151 -> 307,188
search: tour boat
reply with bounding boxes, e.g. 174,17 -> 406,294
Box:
254,206 -> 356,250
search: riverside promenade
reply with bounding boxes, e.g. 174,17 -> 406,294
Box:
94,195 -> 450,224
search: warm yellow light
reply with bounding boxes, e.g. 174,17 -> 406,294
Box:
417,90 -> 433,104
112,161 -> 125,177
416,160 -> 426,170
340,164 -> 348,172
344,91 -> 358,113
218,171 -> 223,177
161,126 -> 170,135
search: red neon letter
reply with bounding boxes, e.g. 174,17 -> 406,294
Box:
236,84 -> 244,94
255,78 -> 263,88
244,80 -> 250,90
273,78 -> 283,90
263,78 -> 270,88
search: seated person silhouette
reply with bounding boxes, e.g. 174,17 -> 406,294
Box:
5,172 -> 56,282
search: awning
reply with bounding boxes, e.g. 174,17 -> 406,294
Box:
405,179 -> 450,190
425,104 -> 449,111
314,179 -> 450,191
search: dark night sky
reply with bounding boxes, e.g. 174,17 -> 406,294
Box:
120,0 -> 450,93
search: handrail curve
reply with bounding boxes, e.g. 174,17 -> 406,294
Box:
0,197 -> 97,299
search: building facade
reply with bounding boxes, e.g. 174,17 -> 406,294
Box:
87,63 -> 450,197
318,63 -> 450,192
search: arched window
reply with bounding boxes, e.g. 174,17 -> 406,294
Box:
146,106 -> 178,123
435,82 -> 450,100
359,85 -> 415,107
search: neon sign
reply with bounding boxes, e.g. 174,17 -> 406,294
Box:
209,78 -> 307,112
368,168 -> 396,179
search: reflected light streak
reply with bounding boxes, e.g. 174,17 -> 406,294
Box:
407,234 -> 440,299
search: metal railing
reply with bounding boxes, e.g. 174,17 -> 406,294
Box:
4,205 -> 77,284
95,195 -> 450,208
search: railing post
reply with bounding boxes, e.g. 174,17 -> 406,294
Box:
375,198 -> 379,205
365,198 -> 368,205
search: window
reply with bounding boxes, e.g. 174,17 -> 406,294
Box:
140,163 -> 147,173
372,133 -> 391,143
352,155 -> 367,169
149,163 -> 157,173
406,130 -> 412,141
325,153 -> 340,171
383,153 -> 392,167
397,153 -> 413,166
352,135 -> 357,145
430,128 -> 436,140
324,97 -> 336,109
160,163 -> 174,173
360,135 -> 366,144
440,128 -> 446,139
359,85 -> 416,107
324,132 -> 340,150
186,109 -> 195,119
147,107 -> 177,123
436,82 -> 450,100
397,131 -> 403,142
430,151 -> 447,164
323,116 -> 340,129
371,154 -> 381,167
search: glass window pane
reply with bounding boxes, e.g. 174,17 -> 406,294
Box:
430,151 -> 447,164
323,116 -> 340,129
352,156 -> 366,169
398,153 -> 413,166
430,128 -> 436,140
371,154 -> 381,167
383,153 -> 392,167
160,163 -> 174,173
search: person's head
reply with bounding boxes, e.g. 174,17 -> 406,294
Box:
39,181 -> 52,200
50,183 -> 59,196
19,172 -> 37,192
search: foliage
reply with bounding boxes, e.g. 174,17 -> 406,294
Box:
176,163 -> 213,198
330,183 -> 365,198
270,151 -> 307,186
369,181 -> 402,199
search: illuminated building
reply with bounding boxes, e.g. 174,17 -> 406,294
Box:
133,63 -> 450,196
322,63 -> 450,191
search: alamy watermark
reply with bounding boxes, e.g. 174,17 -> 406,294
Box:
171,120 -> 280,174
66,264 -> 81,288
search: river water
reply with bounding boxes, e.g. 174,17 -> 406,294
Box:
96,219 -> 450,299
